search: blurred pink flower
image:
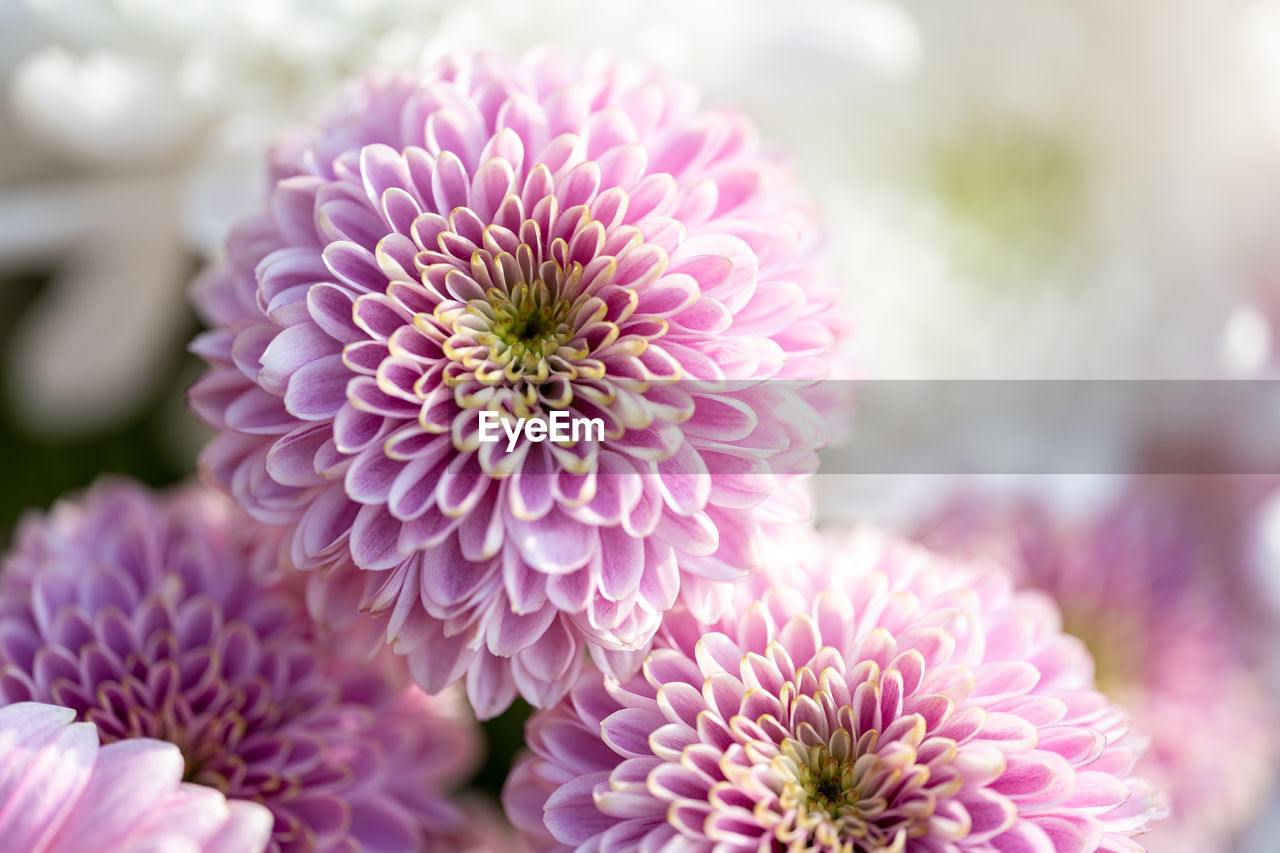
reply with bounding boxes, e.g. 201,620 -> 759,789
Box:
441,796 -> 528,853
0,478 -> 482,853
917,487 -> 1278,852
0,701 -> 272,852
504,528 -> 1166,852
189,51 -> 842,716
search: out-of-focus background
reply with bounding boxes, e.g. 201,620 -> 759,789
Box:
0,1 -> 1277,849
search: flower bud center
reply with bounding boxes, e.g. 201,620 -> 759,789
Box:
485,279 -> 573,375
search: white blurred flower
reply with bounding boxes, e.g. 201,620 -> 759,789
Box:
1,0 -> 908,433
1221,303 -> 1274,375
1194,1 -> 1280,380
831,0 -> 1280,378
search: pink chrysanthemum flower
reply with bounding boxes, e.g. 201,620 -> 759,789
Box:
0,479 -> 482,852
0,701 -> 272,852
504,529 -> 1166,852
188,51 -> 841,715
917,488 -> 1277,853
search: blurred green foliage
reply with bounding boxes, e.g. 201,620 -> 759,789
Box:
930,125 -> 1086,280
0,271 -> 197,549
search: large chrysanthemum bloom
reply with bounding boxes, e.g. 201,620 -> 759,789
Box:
504,528 -> 1166,852
189,51 -> 843,715
917,490 -> 1278,853
0,701 -> 272,852
0,479 -> 482,852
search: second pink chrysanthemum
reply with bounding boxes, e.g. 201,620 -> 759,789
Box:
189,52 -> 842,715
505,529 -> 1167,852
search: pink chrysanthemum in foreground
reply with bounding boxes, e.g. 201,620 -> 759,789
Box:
0,479 -> 482,852
917,487 -> 1277,853
0,701 -> 272,852
504,528 -> 1166,852
189,51 -> 841,715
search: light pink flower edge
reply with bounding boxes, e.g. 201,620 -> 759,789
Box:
0,702 -> 273,853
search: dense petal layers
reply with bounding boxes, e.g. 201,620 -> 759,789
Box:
0,479 -> 482,853
505,529 -> 1166,852
190,52 -> 843,714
